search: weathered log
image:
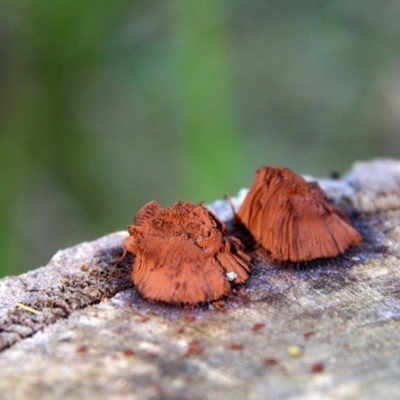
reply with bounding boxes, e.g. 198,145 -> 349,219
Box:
0,158 -> 399,399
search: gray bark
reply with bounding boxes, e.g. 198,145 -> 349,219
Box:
0,158 -> 399,400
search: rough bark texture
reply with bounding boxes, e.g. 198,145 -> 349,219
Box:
1,158 -> 400,400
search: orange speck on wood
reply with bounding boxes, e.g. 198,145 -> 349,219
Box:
122,349 -> 135,357
184,339 -> 202,357
76,345 -> 88,354
263,358 -> 279,366
311,362 -> 325,373
228,343 -> 243,350
144,352 -> 157,359
252,323 -> 265,331
237,167 -> 362,262
123,201 -> 251,305
183,315 -> 195,323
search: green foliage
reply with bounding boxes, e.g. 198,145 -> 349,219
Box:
171,0 -> 247,199
0,1 -> 399,276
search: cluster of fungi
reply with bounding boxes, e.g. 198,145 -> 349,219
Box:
121,167 -> 362,306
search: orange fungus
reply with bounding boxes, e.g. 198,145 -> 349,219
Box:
123,201 -> 251,305
237,167 -> 362,262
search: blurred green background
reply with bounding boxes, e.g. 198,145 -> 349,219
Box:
1,1 -> 399,277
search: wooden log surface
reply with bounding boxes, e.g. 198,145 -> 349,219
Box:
0,158 -> 400,400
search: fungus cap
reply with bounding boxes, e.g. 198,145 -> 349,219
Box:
124,201 -> 251,304
237,167 -> 362,262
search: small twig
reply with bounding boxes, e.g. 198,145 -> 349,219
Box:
109,248 -> 129,279
15,302 -> 42,315
225,193 -> 237,217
